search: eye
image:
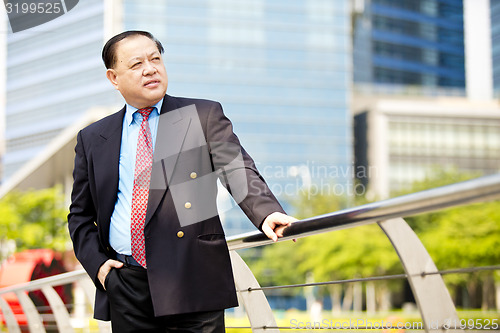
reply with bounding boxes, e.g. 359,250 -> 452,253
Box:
152,57 -> 160,61
131,62 -> 141,69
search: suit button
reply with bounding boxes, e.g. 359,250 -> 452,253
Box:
177,231 -> 184,238
94,222 -> 97,227
190,172 -> 197,179
184,202 -> 192,209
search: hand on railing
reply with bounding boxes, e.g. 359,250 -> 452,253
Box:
261,212 -> 298,242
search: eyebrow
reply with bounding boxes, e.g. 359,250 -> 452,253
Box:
128,51 -> 161,65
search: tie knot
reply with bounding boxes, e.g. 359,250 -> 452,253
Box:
137,107 -> 153,121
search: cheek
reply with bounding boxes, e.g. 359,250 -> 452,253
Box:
126,75 -> 142,88
158,66 -> 167,77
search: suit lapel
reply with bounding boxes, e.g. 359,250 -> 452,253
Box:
94,107 -> 125,231
146,95 -> 192,225
91,96 -> 193,229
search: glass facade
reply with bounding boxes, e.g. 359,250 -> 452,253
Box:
4,0 -> 353,235
354,0 -> 465,88
3,0 -> 120,180
122,0 -> 353,234
491,0 -> 500,95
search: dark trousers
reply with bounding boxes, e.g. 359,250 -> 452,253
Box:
104,265 -> 225,333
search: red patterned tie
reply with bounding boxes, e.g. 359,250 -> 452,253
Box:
131,107 -> 153,268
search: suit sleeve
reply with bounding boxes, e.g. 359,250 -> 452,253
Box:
67,131 -> 109,290
205,102 -> 286,229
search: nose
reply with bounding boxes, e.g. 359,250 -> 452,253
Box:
143,60 -> 157,75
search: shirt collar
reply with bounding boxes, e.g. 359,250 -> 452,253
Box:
125,98 -> 163,126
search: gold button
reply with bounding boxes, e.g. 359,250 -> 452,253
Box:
184,202 -> 192,209
177,231 -> 184,238
190,172 -> 197,179
94,222 -> 97,227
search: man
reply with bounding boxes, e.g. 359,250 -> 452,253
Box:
68,30 -> 296,332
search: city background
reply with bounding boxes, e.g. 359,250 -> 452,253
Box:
0,0 -> 499,331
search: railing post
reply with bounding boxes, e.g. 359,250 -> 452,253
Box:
378,218 -> 463,333
76,277 -> 112,333
15,291 -> 46,333
0,295 -> 21,333
41,285 -> 74,333
230,251 -> 278,333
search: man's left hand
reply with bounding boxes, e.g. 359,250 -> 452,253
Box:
262,212 -> 298,242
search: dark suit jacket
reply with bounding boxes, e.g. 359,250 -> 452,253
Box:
68,95 -> 285,320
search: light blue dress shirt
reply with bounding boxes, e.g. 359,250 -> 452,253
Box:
109,99 -> 163,255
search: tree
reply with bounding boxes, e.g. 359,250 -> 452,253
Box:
417,200 -> 500,309
0,186 -> 69,261
243,167 -> 500,311
394,167 -> 500,309
243,186 -> 401,313
394,167 -> 481,233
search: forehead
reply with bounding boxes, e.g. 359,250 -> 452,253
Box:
115,35 -> 159,60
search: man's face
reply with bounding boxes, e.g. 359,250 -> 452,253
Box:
106,35 -> 168,109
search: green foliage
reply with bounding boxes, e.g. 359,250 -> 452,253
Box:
395,167 -> 481,233
421,201 -> 500,269
395,167 -> 500,292
295,225 -> 401,282
242,242 -> 307,295
243,188 -> 401,296
395,166 -> 480,196
290,186 -> 401,281
395,168 -> 499,264
244,167 -> 500,306
0,186 -> 69,258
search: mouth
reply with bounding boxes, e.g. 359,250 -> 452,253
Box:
144,80 -> 160,88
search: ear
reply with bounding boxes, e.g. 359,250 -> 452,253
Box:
106,69 -> 119,90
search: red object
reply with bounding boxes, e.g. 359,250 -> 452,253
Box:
0,249 -> 69,327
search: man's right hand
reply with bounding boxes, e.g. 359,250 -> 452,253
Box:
98,259 -> 124,290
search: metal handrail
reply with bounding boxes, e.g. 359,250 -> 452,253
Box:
1,173 -> 499,333
0,269 -> 88,294
2,174 -> 498,295
227,173 -> 500,250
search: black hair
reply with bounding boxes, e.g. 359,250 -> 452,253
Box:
102,31 -> 164,69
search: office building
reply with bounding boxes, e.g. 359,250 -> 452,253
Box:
353,0 -> 465,89
3,0 -> 353,234
3,0 -> 119,180
0,13 -> 6,183
491,0 -> 500,96
354,96 -> 500,198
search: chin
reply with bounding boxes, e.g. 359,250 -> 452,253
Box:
146,92 -> 165,104
153,87 -> 167,98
